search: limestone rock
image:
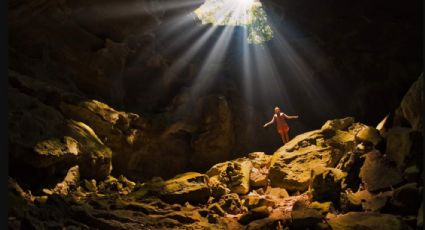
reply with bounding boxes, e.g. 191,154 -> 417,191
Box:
389,183 -> 421,215
65,120 -> 112,180
393,74 -> 423,131
159,172 -> 211,204
355,126 -> 382,146
45,166 -> 80,196
345,189 -> 392,212
359,151 -> 403,192
239,206 -> 270,225
321,117 -> 355,136
328,212 -> 409,230
208,159 -> 252,195
385,127 -> 422,170
32,137 -> 79,168
265,187 -> 289,200
291,202 -> 324,230
309,167 -> 346,205
216,193 -> 247,215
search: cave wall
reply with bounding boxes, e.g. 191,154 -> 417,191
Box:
8,0 -> 422,181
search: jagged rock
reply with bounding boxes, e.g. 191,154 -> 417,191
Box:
65,120 -> 112,180
385,127 -> 422,170
44,166 -> 80,196
239,206 -> 271,225
393,74 -> 423,131
389,183 -> 421,215
265,187 -> 289,200
308,201 -> 333,215
355,126 -> 382,146
291,202 -> 324,230
335,150 -> 364,191
216,193 -> 247,215
208,159 -> 252,195
328,212 -> 409,230
250,167 -> 268,187
158,172 -> 211,204
321,117 -> 355,136
359,151 -> 403,192
403,165 -> 420,183
83,179 -> 98,192
345,189 -> 392,212
190,95 -> 235,170
208,176 -> 230,197
309,167 -> 346,205
208,203 -> 227,216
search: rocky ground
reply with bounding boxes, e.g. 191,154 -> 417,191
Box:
8,75 -> 423,229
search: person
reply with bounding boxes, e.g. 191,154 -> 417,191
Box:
263,106 -> 299,144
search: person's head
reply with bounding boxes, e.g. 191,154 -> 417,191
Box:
274,106 -> 280,114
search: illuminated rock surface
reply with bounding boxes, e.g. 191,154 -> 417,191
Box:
8,75 -> 423,229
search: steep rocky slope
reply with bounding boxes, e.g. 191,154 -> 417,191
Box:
8,75 -> 423,229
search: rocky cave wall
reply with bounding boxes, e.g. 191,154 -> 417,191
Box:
8,0 -> 422,183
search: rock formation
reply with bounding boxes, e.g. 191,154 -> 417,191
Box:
8,74 -> 423,229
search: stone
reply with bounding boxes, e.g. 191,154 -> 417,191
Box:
265,187 -> 289,199
48,166 -> 80,196
309,167 -> 346,205
393,74 -> 423,131
291,203 -> 323,230
217,193 -> 247,215
345,189 -> 392,212
328,212 -> 409,230
239,206 -> 271,225
355,126 -> 382,146
209,159 -> 252,195
389,183 -> 421,215
32,137 -> 79,168
385,127 -> 422,170
403,165 -> 420,182
65,120 -> 112,180
208,203 -> 226,216
208,176 -> 230,197
359,151 -> 403,192
308,201 -> 333,215
321,117 -> 355,136
250,167 -> 268,187
159,172 -> 211,204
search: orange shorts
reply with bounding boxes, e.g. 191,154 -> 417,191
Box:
277,126 -> 289,134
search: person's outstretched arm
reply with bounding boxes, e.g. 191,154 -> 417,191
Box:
263,116 -> 275,128
283,112 -> 299,119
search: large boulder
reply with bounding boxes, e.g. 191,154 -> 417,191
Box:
344,189 -> 392,212
328,212 -> 410,230
269,124 -> 352,192
359,151 -> 403,192
291,202 -> 324,230
389,183 -> 422,215
65,120 -> 113,180
158,172 -> 211,204
385,127 -> 422,170
393,74 -> 423,131
355,126 -> 382,146
309,167 -> 346,206
207,159 -> 253,195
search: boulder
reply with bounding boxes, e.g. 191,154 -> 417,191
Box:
345,189 -> 392,212
389,183 -> 421,215
359,151 -> 403,192
291,202 -> 324,230
65,120 -> 112,180
321,117 -> 355,136
208,159 -> 252,195
43,166 -> 80,196
158,172 -> 211,204
216,193 -> 247,215
265,187 -> 289,199
239,206 -> 271,225
309,167 -> 346,205
385,127 -> 422,170
393,74 -> 423,131
355,126 -> 382,146
32,137 -> 79,168
328,212 -> 409,230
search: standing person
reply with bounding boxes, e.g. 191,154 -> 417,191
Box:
263,106 -> 299,144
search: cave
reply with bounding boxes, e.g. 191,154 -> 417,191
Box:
7,0 -> 423,228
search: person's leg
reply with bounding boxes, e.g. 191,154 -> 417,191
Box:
279,133 -> 286,144
284,132 -> 289,143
